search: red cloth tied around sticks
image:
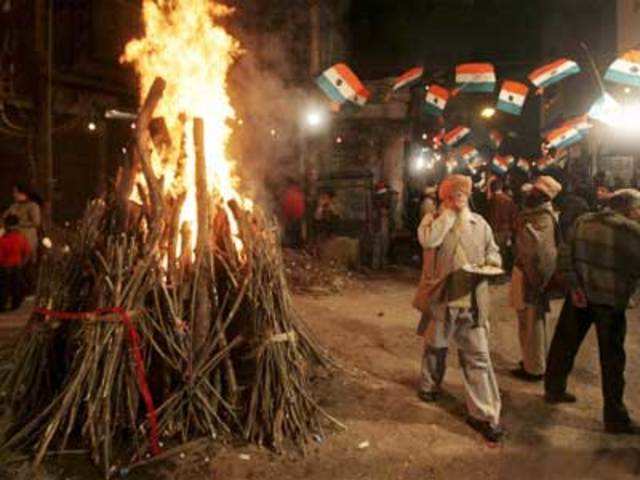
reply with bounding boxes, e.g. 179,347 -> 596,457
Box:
33,307 -> 161,456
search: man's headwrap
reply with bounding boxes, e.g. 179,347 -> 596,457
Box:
439,174 -> 472,201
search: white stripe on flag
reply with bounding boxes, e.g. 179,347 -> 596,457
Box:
532,61 -> 578,87
457,72 -> 496,83
324,68 -> 358,103
499,89 -> 526,106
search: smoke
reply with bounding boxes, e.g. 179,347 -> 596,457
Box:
225,4 -> 319,212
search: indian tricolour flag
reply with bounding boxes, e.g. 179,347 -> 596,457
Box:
460,145 -> 479,164
564,114 -> 592,135
535,157 -> 554,172
393,66 -> 424,91
491,155 -> 514,175
425,85 -> 450,116
545,124 -> 583,149
529,58 -> 580,89
456,63 -> 496,93
443,126 -> 471,147
604,58 -> 640,87
315,63 -> 370,106
496,80 -> 529,115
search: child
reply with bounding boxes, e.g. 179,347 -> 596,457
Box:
0,214 -> 32,311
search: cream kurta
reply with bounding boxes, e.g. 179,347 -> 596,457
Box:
415,207 -> 503,427
4,201 -> 41,251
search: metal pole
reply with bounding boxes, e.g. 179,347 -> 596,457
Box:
309,0 -> 320,75
96,119 -> 109,198
34,0 -> 53,228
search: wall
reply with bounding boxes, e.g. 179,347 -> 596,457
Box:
617,0 -> 640,52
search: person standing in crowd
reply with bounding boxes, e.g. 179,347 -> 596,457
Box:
545,189 -> 640,434
0,215 -> 32,311
487,177 -> 517,275
372,181 -> 392,270
313,189 -> 341,239
414,174 -> 504,442
596,185 -> 613,209
417,185 -> 439,249
557,182 -> 591,240
280,178 -> 306,248
420,185 -> 438,220
3,183 -> 41,254
510,176 -> 562,381
4,183 -> 41,295
518,182 -> 533,207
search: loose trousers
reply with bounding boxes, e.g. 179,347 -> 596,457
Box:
517,306 -> 547,375
545,299 -> 629,425
420,308 -> 502,427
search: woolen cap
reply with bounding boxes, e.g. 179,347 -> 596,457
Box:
534,175 -> 562,200
611,189 -> 640,210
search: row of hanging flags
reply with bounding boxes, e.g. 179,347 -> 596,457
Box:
315,53 -> 640,116
314,56 -> 591,115
435,113 -> 594,178
438,144 -> 560,179
421,58 -> 583,117
315,50 -> 640,177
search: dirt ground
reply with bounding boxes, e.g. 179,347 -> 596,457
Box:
2,270 -> 640,479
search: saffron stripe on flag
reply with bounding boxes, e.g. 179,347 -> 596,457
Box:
393,66 -> 424,91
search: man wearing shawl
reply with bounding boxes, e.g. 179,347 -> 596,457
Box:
414,174 -> 504,442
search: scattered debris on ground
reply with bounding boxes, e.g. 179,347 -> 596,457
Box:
283,248 -> 360,295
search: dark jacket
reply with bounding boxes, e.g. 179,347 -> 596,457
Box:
558,193 -> 590,240
488,191 -> 518,243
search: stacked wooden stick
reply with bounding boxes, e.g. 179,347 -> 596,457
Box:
0,78 -> 338,477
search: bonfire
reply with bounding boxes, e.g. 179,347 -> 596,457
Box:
0,0 -> 337,476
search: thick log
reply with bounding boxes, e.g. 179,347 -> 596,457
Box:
136,77 -> 167,247
167,192 -> 186,283
114,144 -> 140,231
193,118 -> 211,254
193,117 -> 212,354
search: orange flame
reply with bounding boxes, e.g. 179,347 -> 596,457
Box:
122,0 -> 250,253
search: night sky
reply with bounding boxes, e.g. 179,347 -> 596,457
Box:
345,0 -> 605,79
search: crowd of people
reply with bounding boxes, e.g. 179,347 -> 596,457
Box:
413,168 -> 640,443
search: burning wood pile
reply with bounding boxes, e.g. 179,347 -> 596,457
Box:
0,1 -> 337,476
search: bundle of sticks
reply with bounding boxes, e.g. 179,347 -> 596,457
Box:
0,78 -> 339,477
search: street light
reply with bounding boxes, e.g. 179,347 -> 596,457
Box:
412,148 -> 435,173
87,122 -> 97,131
304,107 -> 328,131
480,107 -> 496,119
